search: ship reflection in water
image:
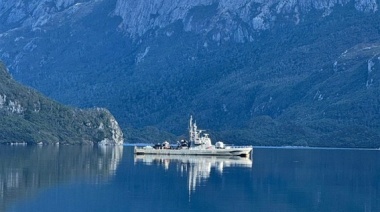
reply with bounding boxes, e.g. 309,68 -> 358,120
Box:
134,154 -> 252,195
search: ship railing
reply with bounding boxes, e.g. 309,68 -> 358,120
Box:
227,145 -> 253,149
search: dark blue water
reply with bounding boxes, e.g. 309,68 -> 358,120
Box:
2,145 -> 379,212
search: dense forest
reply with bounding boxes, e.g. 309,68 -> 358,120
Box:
0,62 -> 123,145
0,0 -> 379,147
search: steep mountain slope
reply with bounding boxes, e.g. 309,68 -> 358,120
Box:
0,62 -> 123,145
0,0 -> 379,147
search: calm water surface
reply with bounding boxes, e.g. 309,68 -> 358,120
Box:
1,145 -> 379,212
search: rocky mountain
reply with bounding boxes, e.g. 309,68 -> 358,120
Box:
114,0 -> 378,40
0,0 -> 379,147
0,62 -> 123,145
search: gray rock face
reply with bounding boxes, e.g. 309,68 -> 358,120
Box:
0,0 -> 377,42
113,0 -> 378,42
0,0 -> 103,73
0,0 -> 379,147
0,0 -> 81,27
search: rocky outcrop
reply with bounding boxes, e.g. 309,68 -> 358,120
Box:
0,61 -> 124,145
0,0 -> 379,147
2,0 -> 377,42
0,0 -> 100,33
113,0 -> 378,41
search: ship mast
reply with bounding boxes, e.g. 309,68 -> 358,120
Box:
189,115 -> 194,142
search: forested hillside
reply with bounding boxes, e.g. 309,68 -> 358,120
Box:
0,0 -> 379,147
0,62 -> 123,145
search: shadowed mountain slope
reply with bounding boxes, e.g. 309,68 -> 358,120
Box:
0,62 -> 123,145
0,0 -> 379,147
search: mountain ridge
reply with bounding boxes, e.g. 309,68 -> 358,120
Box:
114,0 -> 378,40
0,0 -> 380,147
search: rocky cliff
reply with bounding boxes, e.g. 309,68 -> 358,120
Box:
114,0 -> 378,41
0,0 -> 379,147
0,61 -> 123,145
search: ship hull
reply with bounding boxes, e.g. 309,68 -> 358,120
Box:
134,146 -> 253,157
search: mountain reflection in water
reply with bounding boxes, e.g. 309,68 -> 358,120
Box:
4,147 -> 380,212
0,145 -> 123,212
134,154 -> 252,195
